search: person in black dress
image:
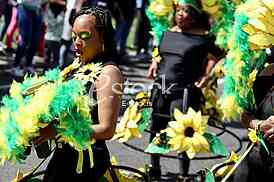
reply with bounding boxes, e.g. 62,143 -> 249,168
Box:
147,0 -> 218,179
37,7 -> 123,182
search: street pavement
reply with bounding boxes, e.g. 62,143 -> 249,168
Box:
0,53 -> 248,182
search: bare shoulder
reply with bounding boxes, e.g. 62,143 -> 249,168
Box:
101,64 -> 122,76
96,64 -> 123,87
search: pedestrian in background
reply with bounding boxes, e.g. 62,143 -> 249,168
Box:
44,0 -> 65,71
11,0 -> 47,76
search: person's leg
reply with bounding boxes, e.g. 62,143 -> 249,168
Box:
36,24 -> 46,57
44,40 -> 52,71
141,10 -> 151,54
6,7 -> 17,49
52,41 -> 61,68
119,19 -> 133,56
59,39 -> 72,68
25,12 -> 43,68
114,20 -> 122,51
148,87 -> 170,179
0,4 -> 12,41
13,5 -> 31,67
135,9 -> 142,55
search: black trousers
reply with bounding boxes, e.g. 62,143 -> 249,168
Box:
44,40 -> 61,71
149,85 -> 204,175
150,86 -> 203,139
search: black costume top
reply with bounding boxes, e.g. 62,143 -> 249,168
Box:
43,53 -> 118,182
156,31 -> 216,91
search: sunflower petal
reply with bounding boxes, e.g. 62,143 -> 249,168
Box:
186,146 -> 196,159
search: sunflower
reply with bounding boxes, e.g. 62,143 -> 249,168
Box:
166,108 -> 209,159
61,58 -> 81,79
73,62 -> 103,83
112,101 -> 142,143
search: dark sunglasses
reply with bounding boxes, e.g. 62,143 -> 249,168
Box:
72,31 -> 92,41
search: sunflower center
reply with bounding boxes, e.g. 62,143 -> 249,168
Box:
184,127 -> 194,137
84,70 -> 92,75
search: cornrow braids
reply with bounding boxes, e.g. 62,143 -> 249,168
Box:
72,7 -> 107,30
72,7 -> 118,60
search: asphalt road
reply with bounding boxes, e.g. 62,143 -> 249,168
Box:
0,54 -> 248,182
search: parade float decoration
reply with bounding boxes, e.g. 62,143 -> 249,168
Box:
0,58 -> 103,173
145,108 -> 228,159
112,92 -> 151,143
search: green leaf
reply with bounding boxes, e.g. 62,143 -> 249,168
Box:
145,142 -> 171,154
258,132 -> 270,155
138,108 -> 151,132
205,170 -> 215,182
203,132 -> 229,157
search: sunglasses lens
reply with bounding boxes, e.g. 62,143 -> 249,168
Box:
72,32 -> 92,41
79,32 -> 92,40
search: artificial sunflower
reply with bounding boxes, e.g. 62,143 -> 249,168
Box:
73,62 -> 103,83
61,58 -> 81,79
166,108 -> 209,159
112,92 -> 151,143
112,101 -> 142,143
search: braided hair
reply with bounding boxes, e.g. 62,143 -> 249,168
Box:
72,7 -> 118,60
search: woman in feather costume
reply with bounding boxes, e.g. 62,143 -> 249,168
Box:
39,7 -> 123,181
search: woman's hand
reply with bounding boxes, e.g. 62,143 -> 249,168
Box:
260,116 -> 274,143
195,75 -> 209,88
147,60 -> 158,79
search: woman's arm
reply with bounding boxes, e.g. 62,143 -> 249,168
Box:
93,65 -> 123,140
195,53 -> 217,88
241,111 -> 260,129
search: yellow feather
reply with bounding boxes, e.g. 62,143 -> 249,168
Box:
203,0 -> 218,6
148,0 -> 174,17
242,24 -> 260,35
249,32 -> 274,47
249,18 -> 274,35
261,0 -> 274,11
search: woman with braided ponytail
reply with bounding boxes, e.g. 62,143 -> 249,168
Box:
40,7 -> 123,182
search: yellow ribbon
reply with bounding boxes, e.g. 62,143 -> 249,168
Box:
88,146 -> 94,168
75,147 -> 94,174
76,151 -> 84,174
220,143 -> 255,182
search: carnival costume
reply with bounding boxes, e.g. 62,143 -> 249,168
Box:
142,0 -> 274,180
43,53 -> 117,182
144,0 -> 224,177
0,53 -> 118,181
